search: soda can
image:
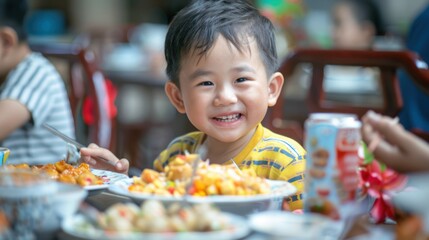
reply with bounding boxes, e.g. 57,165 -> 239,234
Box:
304,113 -> 362,220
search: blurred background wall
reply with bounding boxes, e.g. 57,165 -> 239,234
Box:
26,0 -> 429,46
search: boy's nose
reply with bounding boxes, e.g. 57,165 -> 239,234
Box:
213,86 -> 238,106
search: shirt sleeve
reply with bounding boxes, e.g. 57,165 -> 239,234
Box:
152,132 -> 202,171
153,149 -> 168,171
279,153 -> 306,211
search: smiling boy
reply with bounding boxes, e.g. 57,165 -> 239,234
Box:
81,0 -> 306,210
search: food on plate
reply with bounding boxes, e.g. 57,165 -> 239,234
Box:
0,210 -> 9,233
0,168 -> 52,187
96,200 -> 231,233
6,160 -> 104,187
128,154 -> 271,197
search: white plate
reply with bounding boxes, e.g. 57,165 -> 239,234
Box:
62,213 -> 250,240
108,179 -> 296,216
85,169 -> 129,191
392,173 -> 428,213
249,211 -> 343,239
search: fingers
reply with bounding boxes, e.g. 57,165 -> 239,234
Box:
88,143 -> 99,149
83,146 -> 115,160
361,111 -> 421,172
363,111 -> 410,152
116,158 -> 130,174
79,143 -> 130,174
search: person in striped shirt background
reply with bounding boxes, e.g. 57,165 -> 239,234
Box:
0,0 -> 74,164
80,0 -> 306,210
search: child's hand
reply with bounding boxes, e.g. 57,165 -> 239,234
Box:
361,111 -> 429,173
80,143 -> 129,175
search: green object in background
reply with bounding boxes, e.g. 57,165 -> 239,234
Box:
257,0 -> 305,19
362,141 -> 387,172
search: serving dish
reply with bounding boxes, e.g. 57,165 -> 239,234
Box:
0,169 -> 87,239
109,178 -> 296,216
85,169 -> 129,190
62,211 -> 249,240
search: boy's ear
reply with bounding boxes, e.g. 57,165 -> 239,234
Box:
0,27 -> 18,49
165,81 -> 186,113
267,72 -> 284,107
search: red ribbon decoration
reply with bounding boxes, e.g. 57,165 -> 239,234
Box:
359,160 -> 407,223
83,79 -> 118,125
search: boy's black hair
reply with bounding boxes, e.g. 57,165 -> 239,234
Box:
165,0 -> 278,86
0,0 -> 28,42
340,0 -> 385,36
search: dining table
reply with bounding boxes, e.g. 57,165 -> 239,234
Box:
55,187 -> 397,240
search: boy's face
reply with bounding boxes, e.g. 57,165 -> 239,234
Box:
165,35 -> 283,143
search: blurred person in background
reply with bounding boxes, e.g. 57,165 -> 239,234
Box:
397,4 -> 429,133
324,0 -> 386,106
331,0 -> 385,50
0,0 -> 75,164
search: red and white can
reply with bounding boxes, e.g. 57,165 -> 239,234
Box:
304,113 -> 362,220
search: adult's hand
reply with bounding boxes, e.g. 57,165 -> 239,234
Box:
361,111 -> 429,173
80,143 -> 129,175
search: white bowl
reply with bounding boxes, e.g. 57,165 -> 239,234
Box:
392,172 -> 429,233
249,211 -> 343,239
35,183 -> 87,239
0,168 -> 58,198
392,173 -> 429,212
0,169 -> 87,239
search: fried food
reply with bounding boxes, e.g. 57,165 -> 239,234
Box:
129,154 -> 271,197
9,160 -> 104,187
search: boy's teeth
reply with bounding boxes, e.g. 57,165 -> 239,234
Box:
215,114 -> 240,122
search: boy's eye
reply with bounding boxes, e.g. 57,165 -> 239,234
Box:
236,77 -> 248,83
198,81 -> 213,86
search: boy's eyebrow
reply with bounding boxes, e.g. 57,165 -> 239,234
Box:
232,65 -> 257,74
189,65 -> 257,81
189,69 -> 213,81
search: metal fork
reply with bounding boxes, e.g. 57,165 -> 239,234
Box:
43,123 -> 113,166
230,158 -> 242,172
182,145 -> 207,205
43,123 -> 84,165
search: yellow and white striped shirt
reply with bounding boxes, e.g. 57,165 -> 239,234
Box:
153,123 -> 306,210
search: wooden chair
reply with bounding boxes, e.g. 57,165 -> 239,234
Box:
30,42 -> 117,151
265,48 -> 429,144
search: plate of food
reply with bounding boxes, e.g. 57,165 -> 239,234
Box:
108,155 -> 296,215
249,211 -> 343,239
62,200 -> 250,240
109,178 -> 294,203
85,169 -> 130,190
5,161 -> 129,190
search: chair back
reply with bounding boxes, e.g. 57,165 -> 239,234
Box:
30,42 -> 116,151
266,48 -> 429,143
